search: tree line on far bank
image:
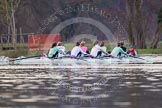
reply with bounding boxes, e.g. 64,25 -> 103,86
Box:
125,0 -> 162,49
0,0 -> 162,49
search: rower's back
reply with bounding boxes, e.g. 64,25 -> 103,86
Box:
80,41 -> 88,53
111,42 -> 126,57
111,47 -> 121,57
57,42 -> 66,57
90,41 -> 102,57
48,43 -> 59,58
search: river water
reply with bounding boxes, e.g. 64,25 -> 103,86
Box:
0,65 -> 162,108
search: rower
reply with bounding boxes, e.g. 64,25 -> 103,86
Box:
119,41 -> 127,57
100,41 -> 107,57
57,41 -> 66,57
120,41 -> 126,52
47,42 -> 59,58
80,41 -> 89,53
111,42 -> 127,58
90,40 -> 108,58
127,45 -> 138,57
71,42 -> 88,58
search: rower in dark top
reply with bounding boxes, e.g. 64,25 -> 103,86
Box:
120,41 -> 126,52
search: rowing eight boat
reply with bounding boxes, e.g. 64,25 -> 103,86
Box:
11,56 -> 155,65
1,55 -> 161,65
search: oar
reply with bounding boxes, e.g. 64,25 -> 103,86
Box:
129,56 -> 145,60
131,56 -> 154,63
10,55 -> 41,62
100,54 -> 121,59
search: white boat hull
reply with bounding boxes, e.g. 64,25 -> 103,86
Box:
13,57 -> 155,65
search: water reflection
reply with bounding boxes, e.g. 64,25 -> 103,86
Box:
0,65 -> 162,108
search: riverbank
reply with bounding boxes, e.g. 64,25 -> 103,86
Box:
0,43 -> 162,57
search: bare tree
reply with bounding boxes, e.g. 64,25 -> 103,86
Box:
125,0 -> 146,48
0,0 -> 21,49
125,0 -> 135,45
151,7 -> 162,49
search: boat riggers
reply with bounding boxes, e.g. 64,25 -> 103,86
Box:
11,55 -> 155,65
13,52 -> 145,60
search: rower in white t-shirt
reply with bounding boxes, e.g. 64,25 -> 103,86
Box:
90,41 -> 108,57
57,42 -> 66,58
71,42 -> 87,57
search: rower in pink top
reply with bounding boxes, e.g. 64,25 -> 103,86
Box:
80,41 -> 88,53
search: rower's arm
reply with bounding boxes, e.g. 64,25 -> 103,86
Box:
135,51 -> 138,57
80,48 -> 88,55
99,47 -> 108,54
120,48 -> 127,55
100,49 -> 107,54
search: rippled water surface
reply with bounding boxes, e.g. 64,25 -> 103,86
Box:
0,65 -> 162,108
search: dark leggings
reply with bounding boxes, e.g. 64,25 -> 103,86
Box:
77,52 -> 82,57
118,52 -> 121,56
97,51 -> 102,57
52,51 -> 59,58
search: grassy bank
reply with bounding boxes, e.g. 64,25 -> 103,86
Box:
65,43 -> 162,54
0,43 -> 162,57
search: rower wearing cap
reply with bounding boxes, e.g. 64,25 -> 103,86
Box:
48,42 -> 59,58
127,45 -> 138,57
71,42 -> 88,57
90,40 -> 108,58
111,42 -> 127,57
